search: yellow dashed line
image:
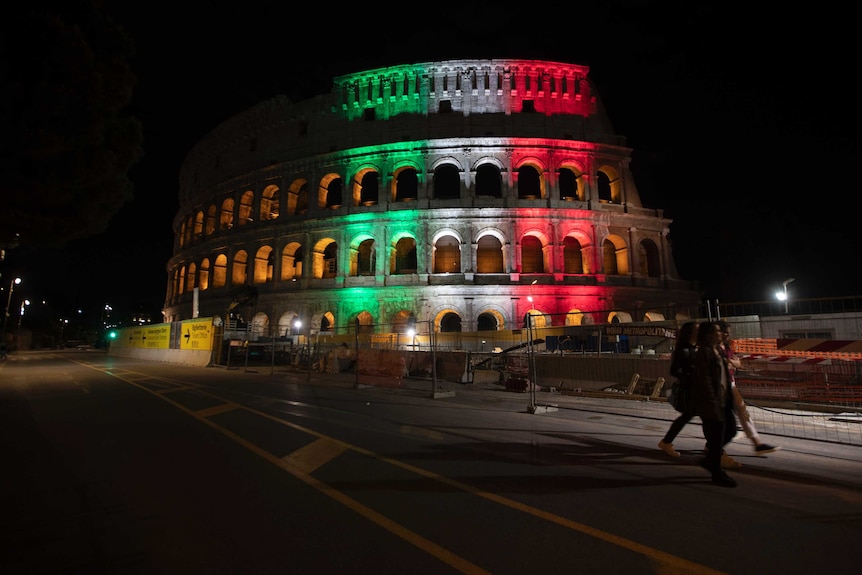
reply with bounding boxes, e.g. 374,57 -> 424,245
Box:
283,437 -> 348,474
195,403 -> 238,418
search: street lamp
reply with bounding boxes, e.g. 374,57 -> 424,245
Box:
17,299 -> 30,331
4,277 -> 21,335
527,279 -> 538,303
775,278 -> 795,314
59,318 -> 69,348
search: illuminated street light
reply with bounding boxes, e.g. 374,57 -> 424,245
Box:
775,278 -> 795,314
3,277 -> 21,335
16,298 -> 30,348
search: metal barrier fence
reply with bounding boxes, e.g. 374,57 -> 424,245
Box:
217,332 -> 862,446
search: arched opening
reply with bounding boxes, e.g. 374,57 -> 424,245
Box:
433,235 -> 461,273
476,235 -> 504,273
517,165 -> 542,199
433,164 -> 460,199
475,164 -> 502,198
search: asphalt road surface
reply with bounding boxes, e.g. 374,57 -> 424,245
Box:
1,350 -> 860,574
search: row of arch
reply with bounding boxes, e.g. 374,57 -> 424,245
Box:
169,227 -> 662,300
228,305 -> 673,339
178,160 -> 625,249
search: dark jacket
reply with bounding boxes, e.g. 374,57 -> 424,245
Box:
670,343 -> 696,384
693,344 -> 731,421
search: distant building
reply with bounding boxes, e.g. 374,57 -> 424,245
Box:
163,59 -> 701,338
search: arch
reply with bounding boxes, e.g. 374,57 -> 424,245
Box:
602,234 -> 629,275
213,254 -> 228,288
349,236 -> 377,276
199,258 -> 210,291
608,310 -> 634,323
350,310 -> 375,334
277,311 -> 301,337
523,308 -> 549,328
520,234 -> 546,273
314,311 -> 335,333
253,245 -> 274,284
597,166 -> 622,204
231,250 -> 248,286
353,167 -> 380,206
476,234 -> 504,273
178,264 -> 186,295
193,210 -> 204,240
433,234 -> 461,273
390,236 -> 417,274
287,178 -> 308,215
563,236 -> 584,274
516,164 -> 544,199
638,238 -> 661,278
440,311 -> 462,332
238,190 -> 254,225
319,173 -> 343,209
644,311 -> 666,321
565,308 -> 589,326
557,165 -> 583,201
280,242 -> 303,281
220,197 -> 234,230
310,238 -> 337,279
432,163 -> 460,200
186,263 -> 196,293
250,312 -> 269,339
205,205 -> 217,235
475,162 -> 502,197
393,165 -> 418,202
390,309 -> 416,334
260,184 -> 280,221
477,309 -> 504,331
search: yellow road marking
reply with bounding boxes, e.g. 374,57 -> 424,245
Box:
283,437 -> 348,474
195,403 -> 238,418
83,361 -> 725,575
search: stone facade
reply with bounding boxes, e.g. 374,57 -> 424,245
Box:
164,59 -> 700,338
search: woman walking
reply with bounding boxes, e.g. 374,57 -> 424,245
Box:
658,321 -> 698,457
693,321 -> 738,487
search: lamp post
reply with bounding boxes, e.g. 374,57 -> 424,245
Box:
293,319 -> 302,367
775,278 -> 795,314
17,299 -> 30,331
4,277 -> 21,336
59,318 -> 68,348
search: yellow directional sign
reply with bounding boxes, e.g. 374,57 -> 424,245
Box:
180,318 -> 214,350
142,324 -> 170,349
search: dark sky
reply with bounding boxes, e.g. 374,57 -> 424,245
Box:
9,1 -> 860,323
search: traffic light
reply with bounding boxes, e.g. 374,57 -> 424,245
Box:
107,330 -> 118,340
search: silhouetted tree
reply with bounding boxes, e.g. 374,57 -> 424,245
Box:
0,1 -> 143,249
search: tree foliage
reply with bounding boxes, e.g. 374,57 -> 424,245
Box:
0,0 -> 143,249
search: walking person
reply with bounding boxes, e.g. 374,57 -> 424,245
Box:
717,320 -> 779,455
658,321 -> 698,457
693,321 -> 738,487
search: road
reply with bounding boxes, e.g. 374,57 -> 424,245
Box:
1,350 -> 860,574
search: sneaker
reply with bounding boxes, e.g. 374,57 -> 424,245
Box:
658,440 -> 680,457
711,471 -> 738,488
721,453 -> 742,469
754,444 -> 779,455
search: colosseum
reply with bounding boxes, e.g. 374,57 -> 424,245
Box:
164,58 -> 700,347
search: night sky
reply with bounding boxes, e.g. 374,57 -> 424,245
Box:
3,1 -> 859,326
